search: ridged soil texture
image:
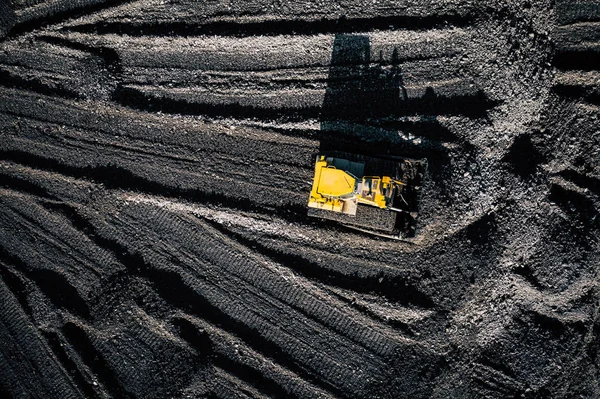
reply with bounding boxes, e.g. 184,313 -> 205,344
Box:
0,0 -> 599,398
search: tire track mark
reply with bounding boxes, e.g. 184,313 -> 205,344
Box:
0,279 -> 83,399
44,200 -> 353,398
61,321 -> 133,399
72,196 -> 441,397
189,214 -> 422,353
172,314 -> 336,399
207,219 -> 435,309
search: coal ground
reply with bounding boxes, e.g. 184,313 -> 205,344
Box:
0,1 -> 599,398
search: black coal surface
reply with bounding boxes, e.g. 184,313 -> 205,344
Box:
0,1 -> 598,398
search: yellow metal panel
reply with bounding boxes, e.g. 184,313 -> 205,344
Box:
308,155 -> 398,216
308,156 -> 358,215
317,167 -> 355,197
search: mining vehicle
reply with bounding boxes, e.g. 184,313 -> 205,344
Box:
307,152 -> 426,240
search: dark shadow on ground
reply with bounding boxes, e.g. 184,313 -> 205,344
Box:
316,33 -> 485,237
317,32 -> 482,180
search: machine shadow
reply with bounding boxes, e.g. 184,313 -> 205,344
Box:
315,34 -> 459,237
318,33 -> 460,196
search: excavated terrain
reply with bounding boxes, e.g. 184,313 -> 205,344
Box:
0,1 -> 599,398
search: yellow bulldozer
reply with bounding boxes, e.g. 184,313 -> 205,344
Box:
308,155 -> 406,215
307,152 -> 426,239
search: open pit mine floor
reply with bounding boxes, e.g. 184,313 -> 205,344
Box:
0,1 -> 599,398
